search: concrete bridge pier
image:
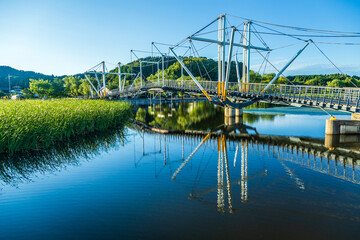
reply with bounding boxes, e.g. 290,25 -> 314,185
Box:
224,108 -> 243,125
325,117 -> 360,135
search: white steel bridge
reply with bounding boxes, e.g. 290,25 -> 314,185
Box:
111,79 -> 360,113
84,13 -> 360,113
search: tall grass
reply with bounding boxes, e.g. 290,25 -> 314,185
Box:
0,99 -> 132,153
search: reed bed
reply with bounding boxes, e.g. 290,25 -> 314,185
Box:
0,99 -> 132,154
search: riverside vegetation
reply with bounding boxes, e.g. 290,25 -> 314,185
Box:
0,99 -> 132,154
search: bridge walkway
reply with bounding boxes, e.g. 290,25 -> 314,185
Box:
111,80 -> 360,113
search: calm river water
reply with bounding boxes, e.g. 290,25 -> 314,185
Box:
1,101 -> 360,239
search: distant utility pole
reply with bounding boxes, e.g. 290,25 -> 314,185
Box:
8,74 -> 11,95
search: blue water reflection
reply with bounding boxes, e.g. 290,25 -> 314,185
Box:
0,102 -> 358,239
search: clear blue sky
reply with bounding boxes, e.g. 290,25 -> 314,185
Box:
0,0 -> 359,76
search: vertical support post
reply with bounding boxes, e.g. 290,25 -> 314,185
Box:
102,61 -> 106,89
89,85 -> 94,98
118,62 -> 121,91
222,14 -> 226,84
181,56 -> 184,87
218,15 -> 223,94
122,75 -> 126,90
162,55 -> 165,86
242,22 -> 247,84
224,27 -> 236,92
157,62 -> 160,86
247,21 -> 251,83
140,61 -> 143,88
235,55 -> 241,91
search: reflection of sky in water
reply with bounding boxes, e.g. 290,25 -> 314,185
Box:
243,107 -> 351,138
0,103 -> 359,239
0,125 -> 359,238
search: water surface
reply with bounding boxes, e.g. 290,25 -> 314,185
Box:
0,102 -> 359,239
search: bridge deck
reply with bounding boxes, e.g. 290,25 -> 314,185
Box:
112,80 -> 360,113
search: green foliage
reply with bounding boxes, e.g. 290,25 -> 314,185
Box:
0,99 -> 132,154
29,79 -> 53,97
286,74 -> 359,87
135,108 -> 147,122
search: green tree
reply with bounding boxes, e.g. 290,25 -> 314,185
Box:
63,76 -> 81,96
29,79 -> 53,97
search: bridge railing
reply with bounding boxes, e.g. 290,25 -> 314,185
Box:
120,79 -> 360,106
237,83 -> 360,105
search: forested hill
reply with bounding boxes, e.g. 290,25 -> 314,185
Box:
0,66 -> 57,90
2,57 -> 360,96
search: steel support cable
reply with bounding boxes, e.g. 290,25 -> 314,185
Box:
253,29 -> 268,49
271,42 -> 304,51
190,16 -> 221,38
252,22 -> 305,42
257,51 -> 269,75
192,26 -> 232,37
318,106 -> 334,118
173,38 -> 192,50
183,46 -> 192,56
131,49 -> 164,55
227,14 -> 360,35
235,27 -> 297,87
251,24 -> 269,49
262,52 -> 270,76
152,42 -> 190,48
252,31 -> 360,38
190,40 -> 212,81
128,58 -> 175,68
315,41 -> 360,45
196,42 -> 215,52
87,62 -> 103,72
131,50 -> 140,60
312,41 -> 358,88
256,21 -> 360,35
190,41 -> 204,78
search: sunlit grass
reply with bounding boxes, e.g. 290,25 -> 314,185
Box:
0,99 -> 132,154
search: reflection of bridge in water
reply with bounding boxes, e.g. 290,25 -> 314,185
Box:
133,121 -> 360,213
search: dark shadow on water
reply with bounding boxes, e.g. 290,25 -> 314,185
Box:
0,126 -> 128,186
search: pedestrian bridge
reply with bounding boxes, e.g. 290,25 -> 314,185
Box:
112,80 -> 360,113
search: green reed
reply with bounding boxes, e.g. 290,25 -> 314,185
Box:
0,99 -> 132,154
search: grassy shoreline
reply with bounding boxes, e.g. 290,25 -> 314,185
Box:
0,99 -> 132,154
